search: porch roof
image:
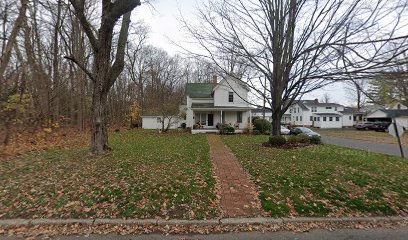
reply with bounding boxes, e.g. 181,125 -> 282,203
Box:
191,103 -> 252,110
313,113 -> 342,116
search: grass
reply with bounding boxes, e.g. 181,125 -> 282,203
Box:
318,129 -> 408,146
222,135 -> 408,217
0,130 -> 217,219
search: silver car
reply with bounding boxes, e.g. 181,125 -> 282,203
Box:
290,127 -> 321,137
280,126 -> 290,135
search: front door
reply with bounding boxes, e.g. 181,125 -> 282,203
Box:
208,114 -> 214,126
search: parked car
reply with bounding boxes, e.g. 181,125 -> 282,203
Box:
371,122 -> 391,132
290,127 -> 321,137
355,122 -> 375,130
280,126 -> 290,135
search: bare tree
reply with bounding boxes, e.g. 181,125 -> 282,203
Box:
0,0 -> 28,78
66,0 -> 142,154
321,93 -> 331,104
345,79 -> 367,110
182,0 -> 408,135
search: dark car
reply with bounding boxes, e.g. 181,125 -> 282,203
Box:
355,122 -> 374,130
290,127 -> 321,137
371,122 -> 391,132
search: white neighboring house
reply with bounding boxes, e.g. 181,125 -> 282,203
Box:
289,99 -> 344,128
251,108 -> 291,124
251,108 -> 272,122
288,99 -> 364,128
365,109 -> 408,129
141,115 -> 181,130
185,77 -> 252,134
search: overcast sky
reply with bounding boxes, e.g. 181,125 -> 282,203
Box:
132,0 -> 351,106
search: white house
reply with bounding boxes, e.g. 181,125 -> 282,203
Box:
251,108 -> 272,122
141,115 -> 181,130
185,77 -> 252,134
365,109 -> 408,129
251,108 -> 291,124
288,99 -> 363,128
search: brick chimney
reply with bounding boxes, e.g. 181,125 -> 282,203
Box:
314,98 -> 319,103
212,75 -> 217,84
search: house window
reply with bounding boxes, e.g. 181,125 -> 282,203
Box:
349,116 -> 352,120
228,92 -> 234,102
156,117 -> 161,123
311,107 -> 317,112
329,117 -> 333,121
237,112 -> 242,123
296,116 -> 298,121
297,107 -> 300,112
300,116 -> 302,121
323,117 -> 327,121
326,106 -> 332,109
398,104 -> 401,110
336,117 -> 340,121
310,116 -> 313,121
335,107 -> 337,111
222,112 -> 226,123
317,117 -> 320,121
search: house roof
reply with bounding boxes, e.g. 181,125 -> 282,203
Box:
293,101 -> 309,110
380,109 -> 408,117
185,83 -> 216,98
191,103 -> 252,110
340,107 -> 365,114
302,101 -> 343,107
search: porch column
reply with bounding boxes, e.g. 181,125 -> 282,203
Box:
220,110 -> 223,123
249,110 -> 252,125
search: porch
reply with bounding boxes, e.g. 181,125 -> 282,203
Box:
188,106 -> 252,133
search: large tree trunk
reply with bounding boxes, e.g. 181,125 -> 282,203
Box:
52,0 -> 62,123
91,88 -> 109,153
67,1 -> 140,154
271,108 -> 281,136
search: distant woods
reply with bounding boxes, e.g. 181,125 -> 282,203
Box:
0,0 -> 216,146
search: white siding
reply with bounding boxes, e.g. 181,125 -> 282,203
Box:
342,114 -> 354,127
142,116 -> 180,129
290,103 -> 308,125
366,110 -> 387,118
213,78 -> 249,107
396,117 -> 408,129
314,115 -> 342,128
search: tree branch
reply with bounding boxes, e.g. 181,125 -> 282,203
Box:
67,0 -> 98,52
105,11 -> 132,93
64,55 -> 95,82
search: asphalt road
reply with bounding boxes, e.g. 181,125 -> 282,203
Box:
3,228 -> 408,240
322,136 -> 408,159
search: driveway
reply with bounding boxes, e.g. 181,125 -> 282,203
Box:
322,136 -> 408,159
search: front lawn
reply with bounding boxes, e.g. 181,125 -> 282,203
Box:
318,129 -> 408,146
222,135 -> 408,217
0,130 -> 217,219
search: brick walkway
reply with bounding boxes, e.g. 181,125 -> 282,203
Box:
207,135 -> 263,217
